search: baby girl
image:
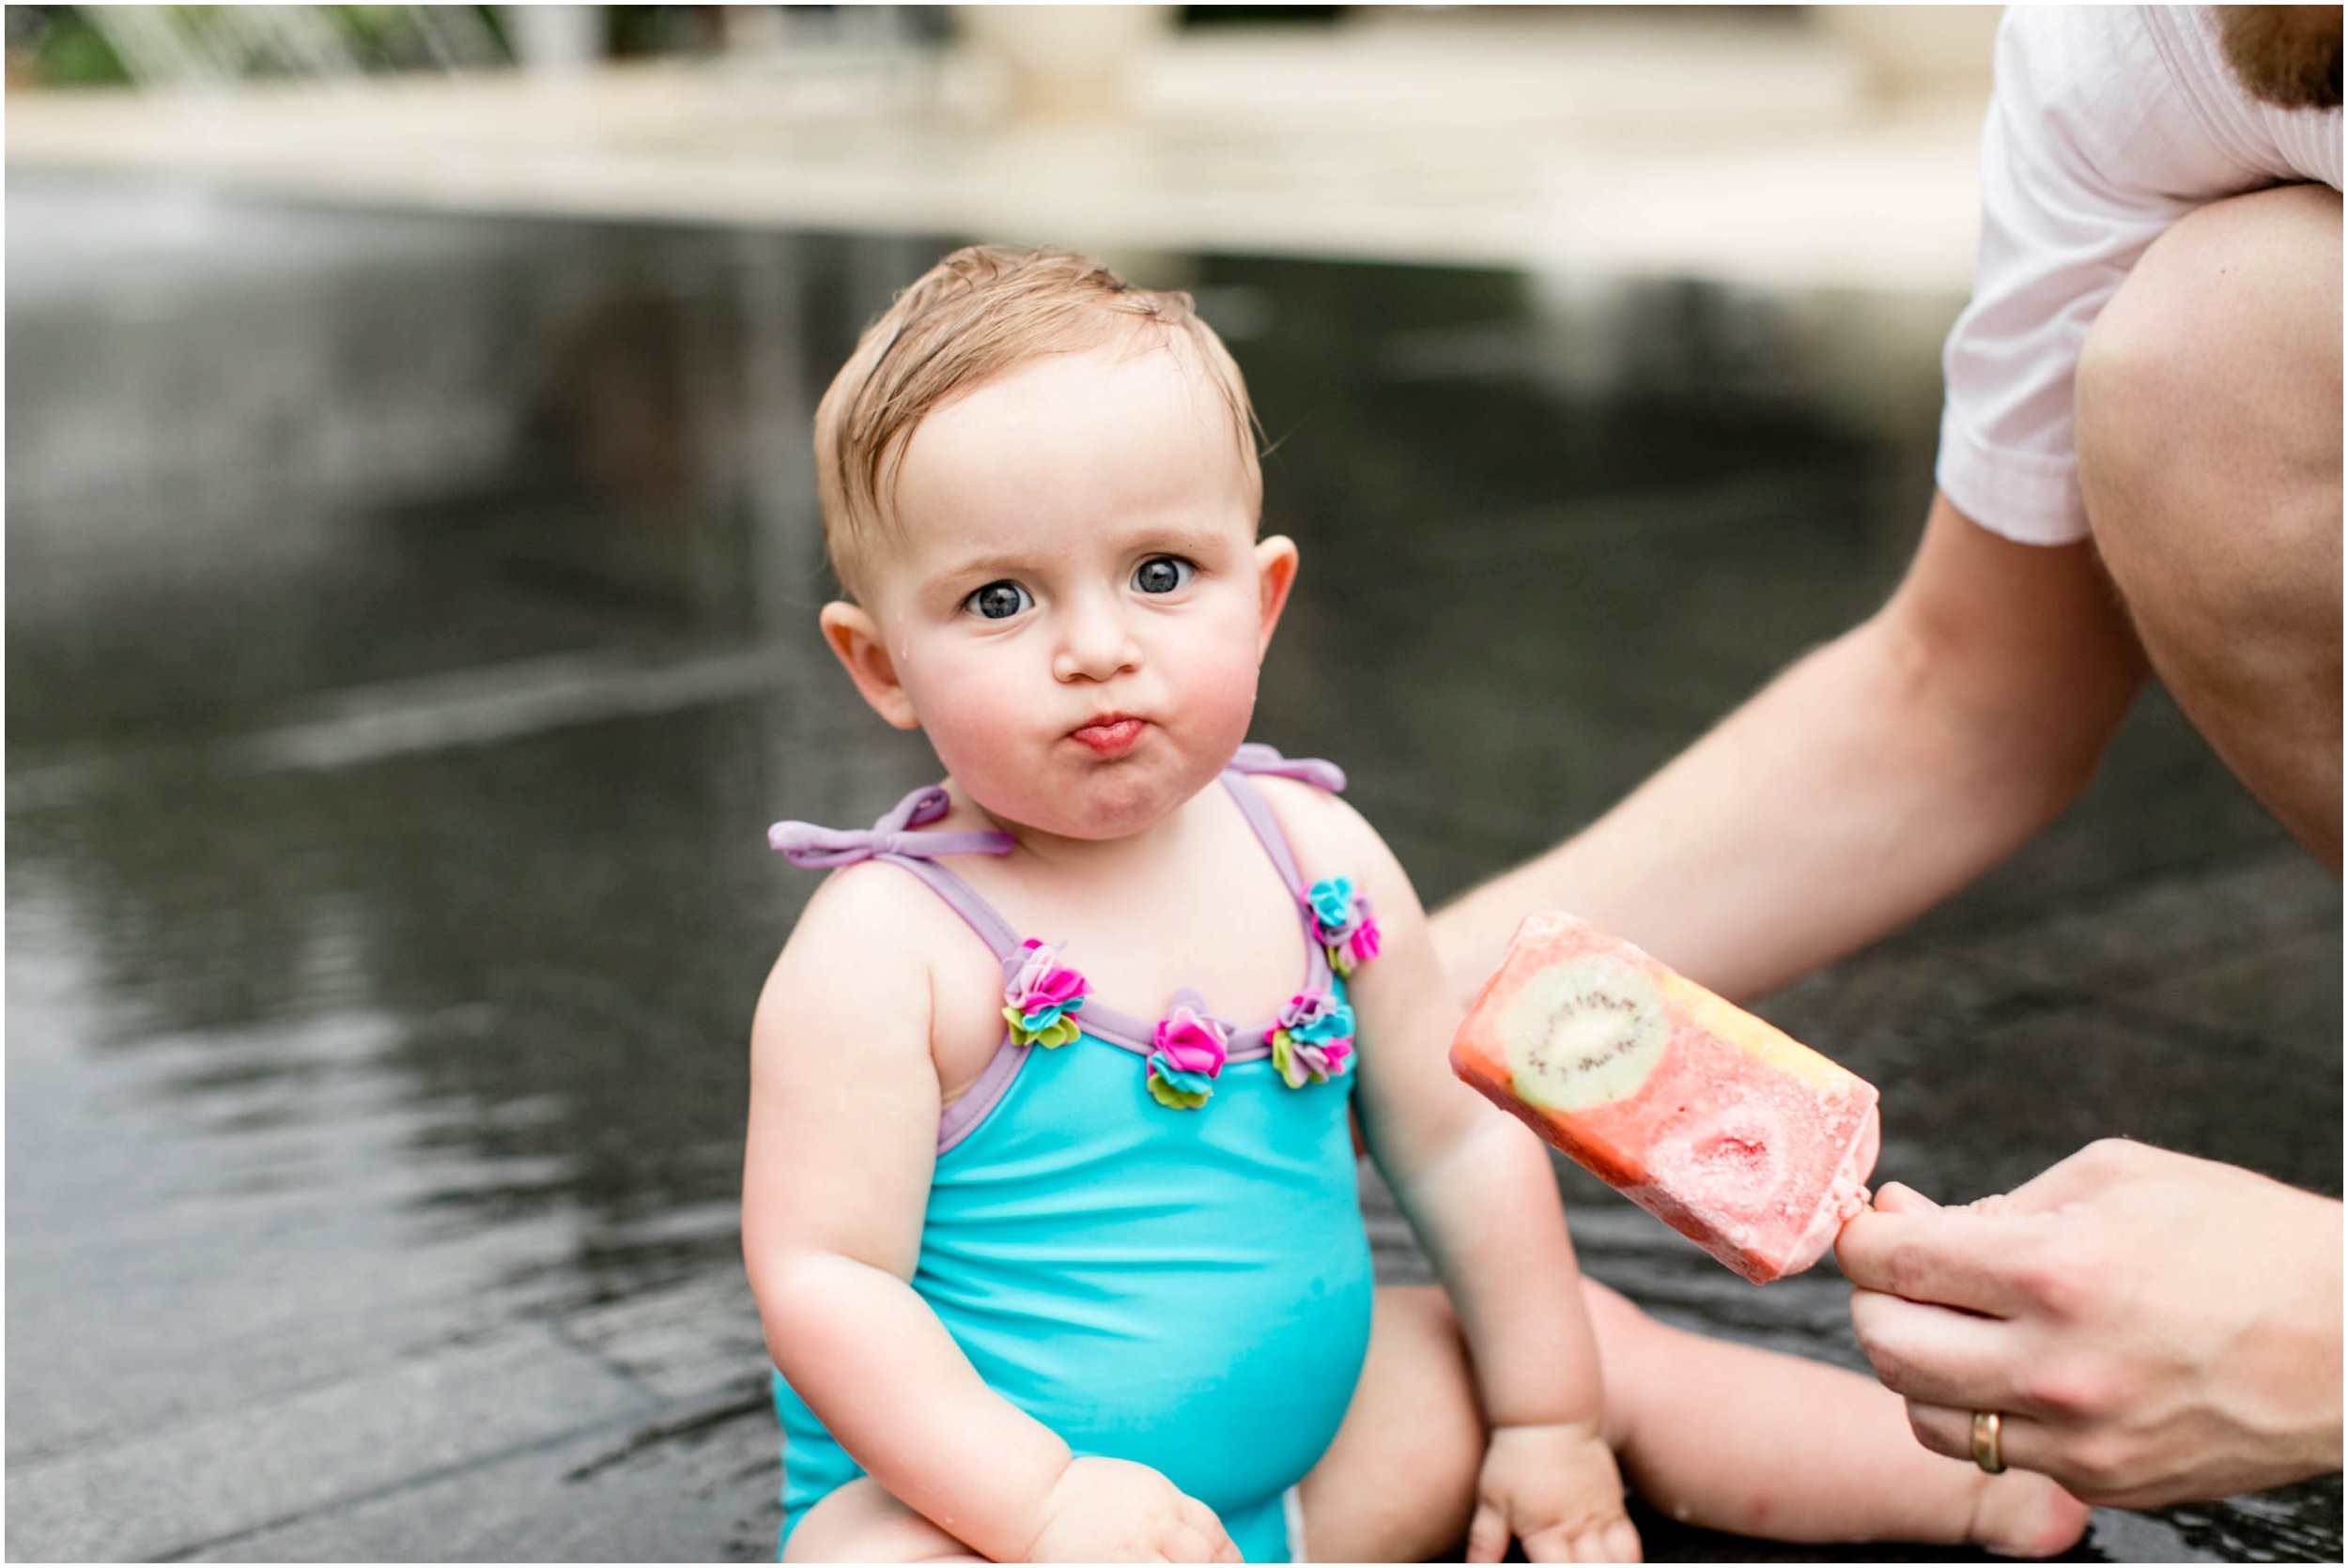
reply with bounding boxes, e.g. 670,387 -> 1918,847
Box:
741,245 -> 2088,1562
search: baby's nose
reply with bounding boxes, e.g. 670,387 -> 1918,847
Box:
1051,601 -> 1142,682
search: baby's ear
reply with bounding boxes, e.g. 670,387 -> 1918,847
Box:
818,602 -> 920,730
1253,535 -> 1301,658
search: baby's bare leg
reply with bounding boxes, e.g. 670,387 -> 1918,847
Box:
1298,1284 -> 1487,1562
1585,1281 -> 2086,1555
782,1477 -> 986,1563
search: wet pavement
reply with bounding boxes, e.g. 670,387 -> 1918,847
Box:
7,178 -> 2340,1562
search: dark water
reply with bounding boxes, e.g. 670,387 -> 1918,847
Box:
8,177 -> 2340,1561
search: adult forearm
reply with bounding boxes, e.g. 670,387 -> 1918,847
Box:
764,1251 -> 1070,1556
1440,630 -> 2087,1003
1445,627 -> 2016,999
1435,496 -> 2146,1004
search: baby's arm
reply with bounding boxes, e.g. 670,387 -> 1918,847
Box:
1271,785 -> 1638,1561
742,868 -> 1237,1562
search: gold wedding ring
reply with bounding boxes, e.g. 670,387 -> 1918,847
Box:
1971,1409 -> 2007,1475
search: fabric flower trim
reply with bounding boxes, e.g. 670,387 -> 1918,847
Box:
1305,876 -> 1382,978
1147,998 -> 1229,1111
1267,987 -> 1356,1088
1002,939 -> 1089,1050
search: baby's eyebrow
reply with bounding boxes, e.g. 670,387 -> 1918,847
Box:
931,551 -> 1033,584
1115,521 -> 1236,560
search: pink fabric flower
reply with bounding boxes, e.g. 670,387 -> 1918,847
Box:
1002,938 -> 1088,1049
1147,1000 -> 1228,1110
1347,914 -> 1382,969
1151,1003 -> 1228,1079
1008,938 -> 1087,1018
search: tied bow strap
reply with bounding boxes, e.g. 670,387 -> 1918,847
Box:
767,786 -> 1016,868
1227,743 -> 1346,794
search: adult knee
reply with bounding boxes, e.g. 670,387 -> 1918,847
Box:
2077,183 -> 2342,639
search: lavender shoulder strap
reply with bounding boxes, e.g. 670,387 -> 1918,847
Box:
1221,743 -> 1345,898
1228,742 -> 1347,794
768,785 -> 1022,960
770,785 -> 1036,1152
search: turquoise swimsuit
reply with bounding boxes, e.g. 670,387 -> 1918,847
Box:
765,745 -> 1381,1562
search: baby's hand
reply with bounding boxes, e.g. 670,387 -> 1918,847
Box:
1466,1422 -> 1642,1563
1020,1456 -> 1243,1562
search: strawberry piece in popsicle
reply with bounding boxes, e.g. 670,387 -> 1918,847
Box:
1450,914 -> 1878,1284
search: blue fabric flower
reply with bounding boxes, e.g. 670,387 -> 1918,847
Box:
1267,987 -> 1357,1088
1305,877 -> 1358,937
1287,997 -> 1354,1044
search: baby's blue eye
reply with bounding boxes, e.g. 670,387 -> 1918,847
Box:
965,581 -> 1032,621
1133,557 -> 1193,595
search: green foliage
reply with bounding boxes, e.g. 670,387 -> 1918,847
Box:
14,4 -> 515,86
21,7 -> 130,85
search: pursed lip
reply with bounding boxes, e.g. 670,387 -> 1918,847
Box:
1067,713 -> 1148,757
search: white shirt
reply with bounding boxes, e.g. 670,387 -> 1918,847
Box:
1937,5 -> 2343,546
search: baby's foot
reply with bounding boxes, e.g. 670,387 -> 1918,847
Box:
1968,1468 -> 2090,1559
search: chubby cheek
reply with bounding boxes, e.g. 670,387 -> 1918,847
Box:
895,642 -> 1035,794
1171,632 -> 1264,763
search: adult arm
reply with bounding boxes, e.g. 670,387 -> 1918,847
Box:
1839,1141 -> 2343,1506
741,868 -> 1238,1562
1431,490 -> 2147,1004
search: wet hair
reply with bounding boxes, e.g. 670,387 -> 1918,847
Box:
2217,5 -> 2343,110
813,245 -> 1261,600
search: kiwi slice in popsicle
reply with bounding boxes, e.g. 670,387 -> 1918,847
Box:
1500,954 -> 1669,1113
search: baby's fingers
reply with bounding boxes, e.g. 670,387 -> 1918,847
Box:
1159,1529 -> 1236,1564
1464,1500 -> 1510,1563
1176,1499 -> 1241,1564
1516,1523 -> 1570,1561
1561,1518 -> 1640,1562
1521,1515 -> 1640,1563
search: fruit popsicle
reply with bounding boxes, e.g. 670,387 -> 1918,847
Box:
1450,913 -> 1878,1284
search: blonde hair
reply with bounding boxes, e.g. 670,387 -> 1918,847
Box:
813,245 -> 1261,599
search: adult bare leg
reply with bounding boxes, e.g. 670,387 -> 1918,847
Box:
2077,182 -> 2343,865
1300,1280 -> 2087,1560
1582,1280 -> 2087,1554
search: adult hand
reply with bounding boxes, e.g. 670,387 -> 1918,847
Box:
1839,1139 -> 2342,1508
